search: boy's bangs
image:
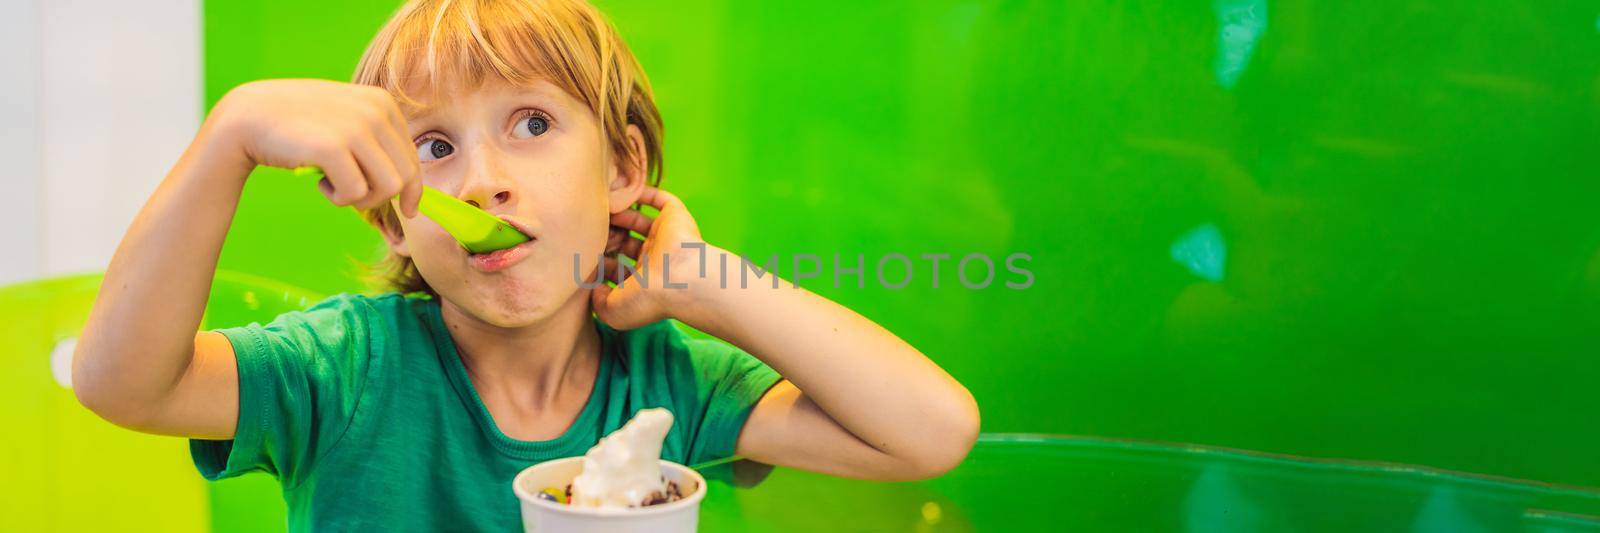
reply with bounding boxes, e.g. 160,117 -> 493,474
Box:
365,0 -> 599,112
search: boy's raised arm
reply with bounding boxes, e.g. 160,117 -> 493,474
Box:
592,186 -> 982,481
72,79 -> 420,439
703,278 -> 981,481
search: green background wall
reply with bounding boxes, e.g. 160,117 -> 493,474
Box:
205,0 -> 1600,490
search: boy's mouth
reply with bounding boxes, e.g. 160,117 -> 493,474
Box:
467,216 -> 539,273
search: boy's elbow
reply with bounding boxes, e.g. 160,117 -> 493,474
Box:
74,384 -> 113,421
71,348 -> 147,428
72,367 -> 124,424
901,444 -> 973,481
73,376 -> 120,423
75,379 -> 158,431
900,388 -> 981,480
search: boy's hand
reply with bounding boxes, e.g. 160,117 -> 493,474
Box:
591,186 -> 713,329
208,79 -> 422,216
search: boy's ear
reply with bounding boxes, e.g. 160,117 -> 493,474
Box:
378,204 -> 412,258
607,124 -> 649,214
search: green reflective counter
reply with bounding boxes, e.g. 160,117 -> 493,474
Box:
698,435 -> 1600,532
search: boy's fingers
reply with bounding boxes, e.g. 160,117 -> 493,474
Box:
605,227 -> 628,253
600,254 -> 622,284
398,172 -> 422,219
318,152 -> 368,206
606,254 -> 636,285
635,186 -> 679,210
372,95 -> 410,145
610,209 -> 654,235
372,98 -> 420,183
619,236 -> 644,262
380,100 -> 409,141
351,136 -> 404,210
368,129 -> 422,217
371,126 -> 417,183
399,142 -> 423,218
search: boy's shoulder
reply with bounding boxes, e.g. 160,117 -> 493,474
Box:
233,291 -> 432,355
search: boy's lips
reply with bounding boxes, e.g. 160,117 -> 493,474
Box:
467,215 -> 539,273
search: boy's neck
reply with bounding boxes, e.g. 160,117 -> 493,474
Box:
438,289 -> 602,412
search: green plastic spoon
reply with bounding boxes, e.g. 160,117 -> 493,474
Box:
292,166 -> 530,254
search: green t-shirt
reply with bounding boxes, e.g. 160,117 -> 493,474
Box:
190,292 -> 781,531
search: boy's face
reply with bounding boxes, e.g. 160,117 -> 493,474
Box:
387,76 -> 642,327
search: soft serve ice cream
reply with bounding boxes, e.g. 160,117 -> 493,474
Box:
567,408 -> 682,509
514,407 -> 706,532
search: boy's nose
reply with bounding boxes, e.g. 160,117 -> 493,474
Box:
460,185 -> 513,211
458,151 -> 516,211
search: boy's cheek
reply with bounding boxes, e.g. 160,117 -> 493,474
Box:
535,210 -> 610,282
408,225 -> 469,267
541,221 -> 606,270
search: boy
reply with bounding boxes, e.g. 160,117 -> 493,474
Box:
72,0 -> 979,530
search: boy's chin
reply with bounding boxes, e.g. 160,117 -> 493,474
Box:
447,283 -> 571,328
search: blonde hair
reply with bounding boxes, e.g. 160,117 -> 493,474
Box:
351,0 -> 664,295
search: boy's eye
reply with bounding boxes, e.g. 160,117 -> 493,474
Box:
418,139 -> 454,161
514,115 -> 550,139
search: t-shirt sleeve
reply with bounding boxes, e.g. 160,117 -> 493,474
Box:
189,294 -> 379,488
669,327 -> 783,465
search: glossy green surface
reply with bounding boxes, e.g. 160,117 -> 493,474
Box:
0,275 -> 208,531
205,0 -> 1600,489
699,436 -> 1600,532
0,273 -> 311,532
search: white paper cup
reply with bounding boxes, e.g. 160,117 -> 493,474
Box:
513,457 -> 707,533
